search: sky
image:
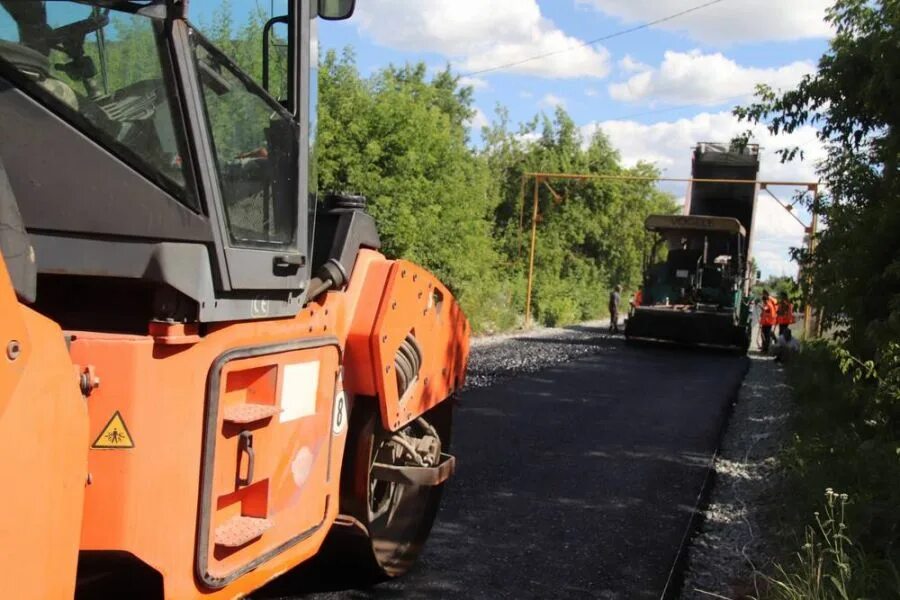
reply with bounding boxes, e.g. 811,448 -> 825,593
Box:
196,0 -> 833,278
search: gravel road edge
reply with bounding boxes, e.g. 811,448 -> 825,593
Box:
679,354 -> 793,599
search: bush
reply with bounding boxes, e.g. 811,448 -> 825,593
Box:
762,489 -> 900,600
766,341 -> 900,598
536,295 -> 580,328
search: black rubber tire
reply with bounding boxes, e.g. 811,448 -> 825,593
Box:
741,328 -> 752,354
330,400 -> 453,582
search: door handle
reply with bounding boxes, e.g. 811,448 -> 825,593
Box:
237,430 -> 255,487
273,254 -> 306,275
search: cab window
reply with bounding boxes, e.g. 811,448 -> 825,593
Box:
0,2 -> 196,209
188,0 -> 290,98
191,35 -> 298,249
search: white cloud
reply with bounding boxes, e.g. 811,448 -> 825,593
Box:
520,90 -> 535,99
585,87 -> 600,97
619,54 -> 650,73
582,111 -> 825,277
540,93 -> 567,109
516,131 -> 542,146
609,50 -> 815,106
577,0 -> 832,44
459,76 -> 489,90
467,107 -> 490,131
354,0 -> 610,79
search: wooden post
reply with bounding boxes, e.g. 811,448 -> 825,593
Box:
524,176 -> 540,328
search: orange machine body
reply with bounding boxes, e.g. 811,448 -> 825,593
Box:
0,258 -> 89,600
64,250 -> 468,598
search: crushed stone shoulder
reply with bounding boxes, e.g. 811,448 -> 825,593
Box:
680,354 -> 793,599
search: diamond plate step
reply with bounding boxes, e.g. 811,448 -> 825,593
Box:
223,404 -> 282,424
213,516 -> 272,548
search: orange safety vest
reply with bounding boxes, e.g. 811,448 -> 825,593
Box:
760,298 -> 778,326
634,290 -> 643,307
776,300 -> 795,325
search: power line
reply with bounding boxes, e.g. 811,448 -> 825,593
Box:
463,0 -> 727,77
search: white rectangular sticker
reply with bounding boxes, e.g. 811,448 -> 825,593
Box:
280,362 -> 320,423
676,269 -> 690,279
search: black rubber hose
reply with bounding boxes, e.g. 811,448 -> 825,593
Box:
394,333 -> 423,398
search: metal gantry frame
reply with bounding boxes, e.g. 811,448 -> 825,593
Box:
518,172 -> 821,337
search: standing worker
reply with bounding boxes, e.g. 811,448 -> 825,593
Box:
629,285 -> 643,317
776,291 -> 795,337
759,289 -> 778,352
609,284 -> 622,333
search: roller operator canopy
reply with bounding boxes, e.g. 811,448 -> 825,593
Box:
644,214 -> 746,237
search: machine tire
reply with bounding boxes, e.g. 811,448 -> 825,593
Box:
741,327 -> 752,354
331,400 -> 453,582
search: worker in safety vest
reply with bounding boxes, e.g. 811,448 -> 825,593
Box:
629,285 -> 643,317
776,291 -> 795,337
759,289 -> 778,352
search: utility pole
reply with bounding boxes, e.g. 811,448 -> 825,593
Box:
524,176 -> 540,328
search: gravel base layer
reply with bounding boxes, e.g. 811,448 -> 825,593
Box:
680,353 -> 793,599
465,320 -> 610,389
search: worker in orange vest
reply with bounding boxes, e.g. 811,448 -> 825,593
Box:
759,289 -> 778,352
629,285 -> 644,317
776,291 -> 795,337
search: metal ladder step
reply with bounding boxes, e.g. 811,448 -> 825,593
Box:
213,516 -> 272,548
223,404 -> 282,424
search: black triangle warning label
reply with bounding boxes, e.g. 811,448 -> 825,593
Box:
92,411 -> 135,449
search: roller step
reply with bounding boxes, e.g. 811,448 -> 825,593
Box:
223,404 -> 282,424
214,516 -> 272,548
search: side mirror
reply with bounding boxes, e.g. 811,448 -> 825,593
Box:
318,0 -> 356,20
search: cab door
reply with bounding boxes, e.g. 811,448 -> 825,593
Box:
171,7 -> 312,296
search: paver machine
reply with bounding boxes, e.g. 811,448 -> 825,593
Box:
625,142 -> 759,351
0,1 -> 469,598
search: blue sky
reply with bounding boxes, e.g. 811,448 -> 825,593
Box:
196,1 -> 835,277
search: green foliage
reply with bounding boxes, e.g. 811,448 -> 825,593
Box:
736,3 -> 900,593
315,51 -> 510,332
736,0 -> 900,357
761,490 -> 884,600
752,275 -> 800,303
772,341 -> 900,598
480,106 -> 677,327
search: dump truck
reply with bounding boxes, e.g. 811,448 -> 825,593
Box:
625,142 -> 759,350
0,1 -> 469,598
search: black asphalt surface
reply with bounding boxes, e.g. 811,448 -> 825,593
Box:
256,326 -> 749,599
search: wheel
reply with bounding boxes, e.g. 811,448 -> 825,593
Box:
735,325 -> 751,354
333,400 -> 453,581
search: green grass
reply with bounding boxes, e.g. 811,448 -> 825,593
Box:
758,341 -> 900,599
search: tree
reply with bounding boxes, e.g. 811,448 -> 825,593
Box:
735,3 -> 899,585
481,106 -> 678,325
735,0 -> 899,357
315,51 -> 509,331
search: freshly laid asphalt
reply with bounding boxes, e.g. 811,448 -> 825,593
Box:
256,326 -> 749,599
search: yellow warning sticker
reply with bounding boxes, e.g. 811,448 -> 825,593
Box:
92,411 -> 135,449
